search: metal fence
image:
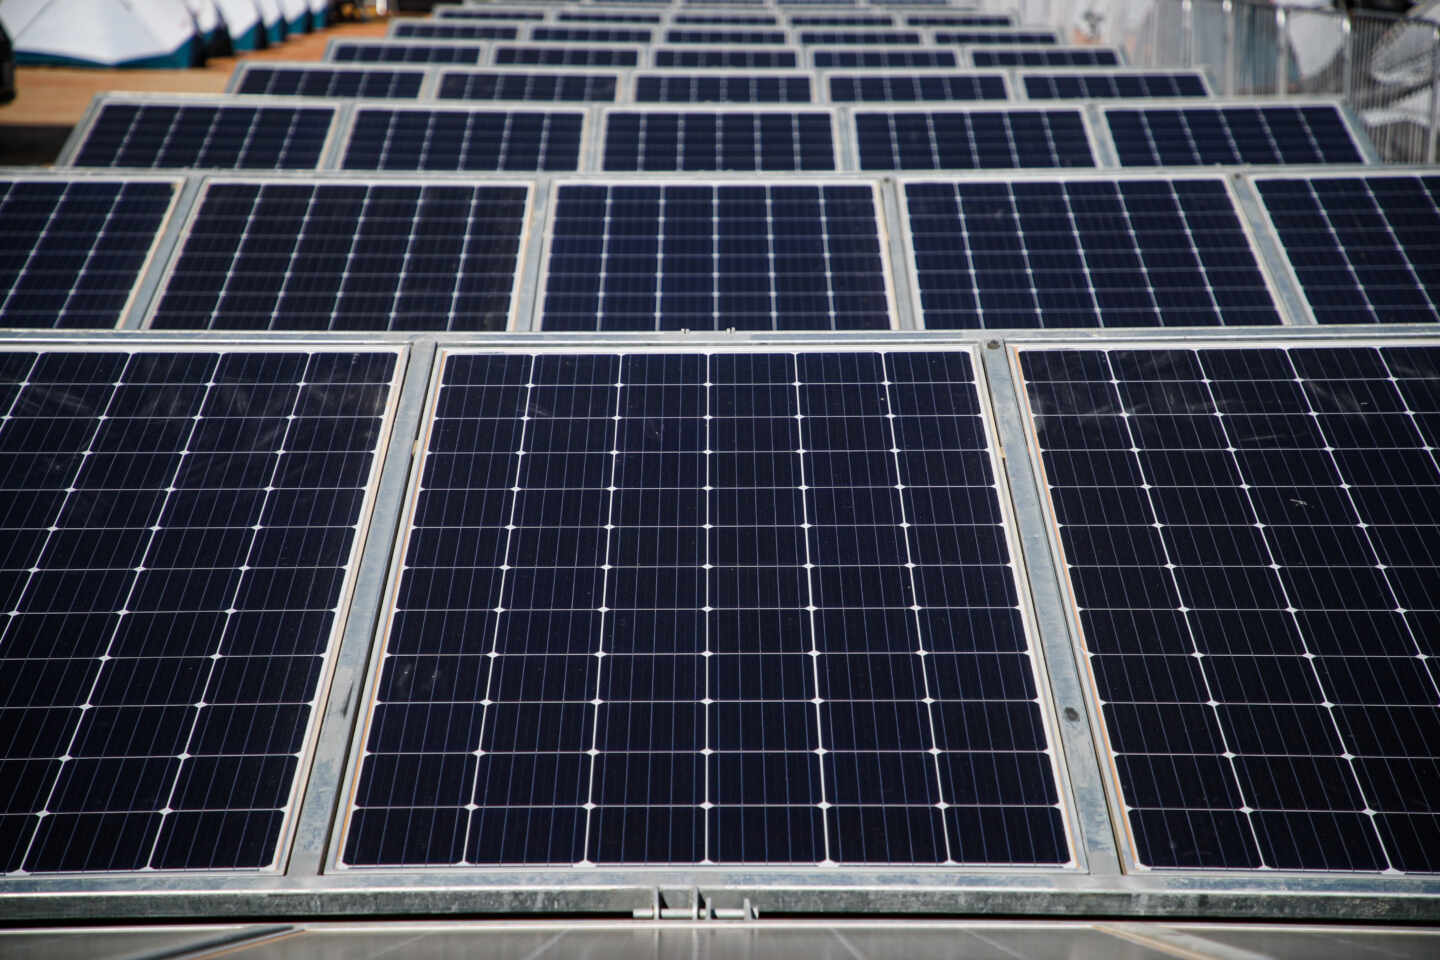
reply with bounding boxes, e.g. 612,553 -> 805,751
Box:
1016,0 -> 1440,163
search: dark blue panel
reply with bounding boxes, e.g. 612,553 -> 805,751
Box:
856,110 -> 1093,170
433,8 -> 543,19
828,73 -> 1006,102
936,30 -> 1056,43
0,348 -> 394,873
437,71 -> 617,102
654,48 -> 799,68
799,30 -> 921,44
532,26 -> 652,43
151,182 -> 526,331
557,11 -> 661,23
603,112 -> 834,172
392,23 -> 520,40
1023,71 -> 1207,99
494,45 -> 640,66
972,47 -> 1121,67
672,14 -> 778,25
541,184 -> 886,331
791,15 -> 893,26
908,15 -> 1015,26
345,349 -> 1066,867
74,103 -> 332,170
1021,343 -> 1440,872
905,178 -> 1281,329
634,74 -> 812,103
1256,175 -> 1440,325
666,29 -> 790,44
1108,105 -> 1363,167
235,67 -> 424,99
330,43 -> 485,64
813,48 -> 957,68
0,179 -> 176,329
342,109 -> 582,172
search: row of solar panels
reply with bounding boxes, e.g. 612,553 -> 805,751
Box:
10,164 -> 1430,333
429,5 -> 1017,25
0,333 -> 1436,878
62,95 -> 1362,178
389,20 -> 1057,45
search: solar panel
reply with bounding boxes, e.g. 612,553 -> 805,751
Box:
1107,105 -> 1365,167
70,102 -> 333,171
1254,174 -> 1440,325
392,23 -> 521,40
556,11 -> 662,22
340,346 -> 1070,867
150,181 -> 527,332
672,13 -> 778,25
908,15 -> 1015,26
791,16 -> 894,26
903,178 -> 1283,329
1022,71 -> 1209,99
329,42 -> 486,65
1017,341 -> 1440,873
532,26 -> 653,43
935,30 -> 1057,44
342,108 -> 583,172
437,70 -> 618,102
654,48 -> 799,68
799,31 -> 922,44
0,178 -> 177,330
666,29 -> 790,44
813,48 -> 958,68
434,8 -> 544,19
855,110 -> 1094,170
634,74 -> 813,103
493,45 -> 641,66
539,184 -> 891,331
828,73 -> 1007,102
0,345 -> 399,872
233,67 -> 425,100
972,48 -> 1122,67
602,111 -> 834,171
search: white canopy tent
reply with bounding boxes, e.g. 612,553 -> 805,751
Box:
253,0 -> 284,46
1,0 -> 200,68
210,0 -> 263,51
277,0 -> 309,35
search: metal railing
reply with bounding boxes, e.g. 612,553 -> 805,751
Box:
1019,0 -> 1440,163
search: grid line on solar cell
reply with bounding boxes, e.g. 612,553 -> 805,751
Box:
654,48 -> 799,68
1106,105 -> 1364,167
72,103 -> 333,171
855,110 -> 1094,170
234,67 -> 424,99
341,348 -> 1069,867
972,48 -> 1121,67
493,45 -> 641,66
1019,343 -> 1440,872
813,48 -> 958,68
329,42 -> 486,65
0,347 -> 396,873
602,111 -> 834,171
634,74 -> 813,103
341,108 -> 583,172
799,31 -> 922,44
150,182 -> 527,332
828,73 -> 1007,102
903,178 -> 1282,329
0,179 -> 175,330
392,23 -> 521,40
437,71 -> 618,102
539,184 -> 889,331
1255,175 -> 1440,325
1022,72 -> 1208,99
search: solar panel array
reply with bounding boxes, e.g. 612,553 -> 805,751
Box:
11,0 -> 1440,922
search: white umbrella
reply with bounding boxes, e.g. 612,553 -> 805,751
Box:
211,0 -> 262,51
277,0 -> 308,34
308,0 -> 328,30
2,0 -> 200,68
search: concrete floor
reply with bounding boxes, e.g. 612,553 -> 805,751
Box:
0,17 -> 395,164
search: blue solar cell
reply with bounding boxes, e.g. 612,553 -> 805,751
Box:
392,23 -> 520,40
672,13 -> 778,25
1256,174 -> 1440,324
855,110 -> 1094,170
603,112 -> 834,172
235,67 -> 424,99
343,109 -> 583,172
654,48 -> 799,68
72,103 -> 332,170
800,31 -> 921,44
1020,343 -> 1440,872
437,71 -> 617,102
493,45 -> 640,67
557,11 -> 661,23
342,348 -> 1068,867
1022,71 -> 1208,99
330,42 -> 485,64
813,49 -> 957,68
532,27 -> 652,43
540,184 -> 888,331
972,48 -> 1121,67
635,74 -> 812,103
904,178 -> 1282,328
0,347 -> 396,872
828,73 -> 1006,102
666,29 -> 789,44
907,15 -> 1015,26
434,8 -> 543,19
791,16 -> 893,26
935,30 -> 1057,44
151,183 -> 527,331
0,179 -> 176,329
1107,105 -> 1363,166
